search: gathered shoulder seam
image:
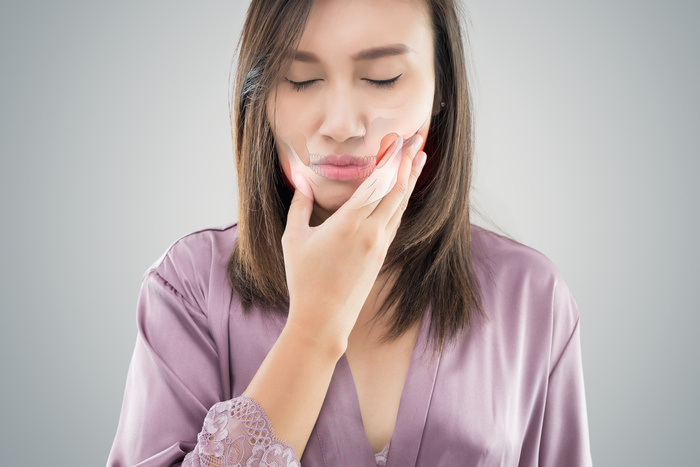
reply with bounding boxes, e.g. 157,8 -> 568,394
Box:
147,268 -> 201,313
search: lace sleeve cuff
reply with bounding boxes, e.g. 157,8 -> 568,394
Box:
183,395 -> 301,467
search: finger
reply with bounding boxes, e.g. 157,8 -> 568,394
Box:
286,172 -> 314,232
385,150 -> 427,235
367,134 -> 423,224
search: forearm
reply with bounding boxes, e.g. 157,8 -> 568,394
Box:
242,319 -> 346,459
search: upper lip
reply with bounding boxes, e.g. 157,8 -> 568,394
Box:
312,154 -> 372,166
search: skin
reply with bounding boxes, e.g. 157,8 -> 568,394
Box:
267,0 -> 435,227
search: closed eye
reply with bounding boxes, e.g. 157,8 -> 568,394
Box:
363,74 -> 402,88
284,78 -> 319,92
284,74 -> 402,92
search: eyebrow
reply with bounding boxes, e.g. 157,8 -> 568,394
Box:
289,44 -> 414,63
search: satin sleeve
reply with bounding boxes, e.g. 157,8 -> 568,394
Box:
536,282 -> 593,466
107,270 -> 301,467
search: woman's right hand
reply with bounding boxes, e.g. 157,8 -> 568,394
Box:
281,133 -> 428,355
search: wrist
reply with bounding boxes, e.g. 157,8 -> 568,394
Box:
282,318 -> 347,361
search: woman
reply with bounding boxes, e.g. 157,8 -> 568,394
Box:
108,0 -> 592,465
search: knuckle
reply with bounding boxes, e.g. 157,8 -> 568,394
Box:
411,165 -> 422,179
359,234 -> 375,252
399,195 -> 409,212
404,145 -> 417,159
360,226 -> 383,252
396,180 -> 409,196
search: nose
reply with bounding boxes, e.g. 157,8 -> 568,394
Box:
318,84 -> 365,143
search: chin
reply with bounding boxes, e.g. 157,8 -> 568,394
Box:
314,186 -> 358,213
315,196 -> 349,214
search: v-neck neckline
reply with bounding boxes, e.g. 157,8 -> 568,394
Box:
313,303 -> 442,466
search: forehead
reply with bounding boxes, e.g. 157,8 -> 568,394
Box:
295,0 -> 433,64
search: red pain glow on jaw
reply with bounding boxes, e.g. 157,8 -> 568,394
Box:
375,133 -> 399,166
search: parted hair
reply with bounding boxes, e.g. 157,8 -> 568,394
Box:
227,0 -> 485,359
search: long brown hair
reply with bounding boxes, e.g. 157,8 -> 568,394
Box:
227,0 -> 485,359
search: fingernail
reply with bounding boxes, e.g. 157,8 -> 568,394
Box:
417,152 -> 427,168
411,134 -> 423,151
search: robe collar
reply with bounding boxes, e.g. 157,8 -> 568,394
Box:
313,303 -> 442,466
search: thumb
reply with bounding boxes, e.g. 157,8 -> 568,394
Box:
287,172 -> 314,230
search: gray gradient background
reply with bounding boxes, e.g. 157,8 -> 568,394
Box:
1,1 -> 697,465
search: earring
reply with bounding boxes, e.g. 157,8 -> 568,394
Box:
440,101 -> 446,108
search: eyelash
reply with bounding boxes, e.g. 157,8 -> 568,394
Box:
285,74 -> 402,92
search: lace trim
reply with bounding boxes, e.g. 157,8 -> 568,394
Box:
374,441 -> 391,466
183,396 -> 301,467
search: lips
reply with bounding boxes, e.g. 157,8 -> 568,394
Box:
309,154 -> 376,181
311,154 -> 376,167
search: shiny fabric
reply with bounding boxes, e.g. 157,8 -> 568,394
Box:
107,222 -> 592,466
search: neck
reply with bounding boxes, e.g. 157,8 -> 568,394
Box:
310,204 -> 332,227
348,271 -> 400,352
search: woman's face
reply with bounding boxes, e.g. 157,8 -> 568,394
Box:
267,0 -> 436,224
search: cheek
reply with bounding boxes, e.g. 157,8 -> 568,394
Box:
268,98 -> 297,192
276,143 -> 296,191
391,80 -> 435,153
409,88 -> 434,153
